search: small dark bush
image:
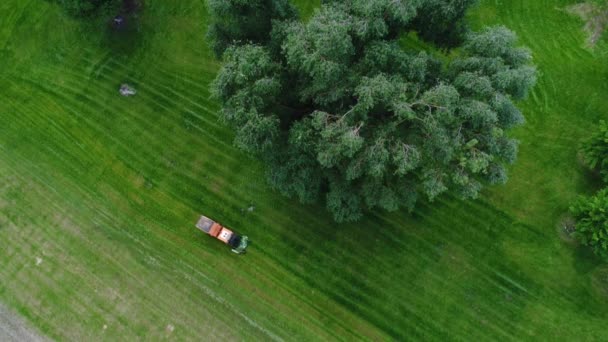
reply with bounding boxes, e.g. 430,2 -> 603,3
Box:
570,188 -> 608,260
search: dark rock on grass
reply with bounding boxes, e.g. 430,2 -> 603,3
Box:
557,215 -> 577,245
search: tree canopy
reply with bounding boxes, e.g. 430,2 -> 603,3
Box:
206,0 -> 298,57
209,0 -> 537,222
408,0 -> 479,47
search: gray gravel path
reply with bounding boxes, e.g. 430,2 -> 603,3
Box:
0,304 -> 48,342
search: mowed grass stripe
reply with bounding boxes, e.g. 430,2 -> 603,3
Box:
239,208 -> 437,335
0,215 -> 248,341
376,206 -> 534,334
14,62 -> 239,173
363,213 -> 520,340
0,151 -> 286,341
10,69 -> 230,155
251,206 -> 490,340
2,74 -> 241,198
0,201 -> 183,339
0,76 -> 280,238
0,162 -> 276,340
0,97 -> 284,340
0,85 -> 370,340
254,190 -> 524,340
71,55 -> 224,131
0,142 -> 366,342
409,191 -> 598,336
0,159 -> 271,340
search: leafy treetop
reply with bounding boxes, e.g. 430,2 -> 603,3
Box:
206,0 -> 298,57
209,0 -> 537,222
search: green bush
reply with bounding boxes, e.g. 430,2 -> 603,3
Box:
581,120 -> 608,183
570,188 -> 608,260
206,0 -> 298,57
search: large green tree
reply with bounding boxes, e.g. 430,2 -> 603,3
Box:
210,0 -> 536,222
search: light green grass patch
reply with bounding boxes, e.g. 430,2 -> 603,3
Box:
566,1 -> 608,48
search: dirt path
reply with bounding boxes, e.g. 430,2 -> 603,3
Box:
0,304 -> 48,342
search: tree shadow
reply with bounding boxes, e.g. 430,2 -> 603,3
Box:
101,0 -> 146,57
572,243 -> 602,275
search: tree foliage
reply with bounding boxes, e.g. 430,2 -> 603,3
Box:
581,120 -> 608,183
206,0 -> 298,57
209,0 -> 536,222
570,188 -> 608,260
570,120 -> 608,259
409,0 -> 478,47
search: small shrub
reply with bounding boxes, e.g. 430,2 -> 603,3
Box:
570,188 -> 608,260
581,120 -> 608,183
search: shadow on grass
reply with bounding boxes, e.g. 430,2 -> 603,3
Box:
257,195 -> 550,339
63,0 -> 148,58
567,246 -> 608,316
572,244 -> 602,275
101,1 -> 146,57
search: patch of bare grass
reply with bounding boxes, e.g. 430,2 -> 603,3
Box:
557,215 -> 577,245
567,2 -> 608,47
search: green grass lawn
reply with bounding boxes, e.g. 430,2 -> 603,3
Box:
1,0 -> 607,340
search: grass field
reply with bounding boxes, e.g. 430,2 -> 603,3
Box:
1,0 -> 608,340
